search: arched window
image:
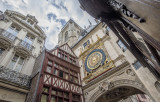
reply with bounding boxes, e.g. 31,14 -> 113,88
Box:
65,31 -> 68,41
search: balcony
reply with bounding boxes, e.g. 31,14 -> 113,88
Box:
14,40 -> 34,57
0,28 -> 16,48
0,65 -> 30,87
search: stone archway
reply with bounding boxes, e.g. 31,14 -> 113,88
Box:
88,79 -> 151,102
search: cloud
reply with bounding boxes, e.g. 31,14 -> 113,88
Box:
0,0 -> 96,50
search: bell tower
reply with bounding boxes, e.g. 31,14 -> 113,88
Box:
58,19 -> 83,47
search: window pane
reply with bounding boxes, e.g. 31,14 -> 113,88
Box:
65,73 -> 69,80
8,55 -> 19,69
54,63 -> 58,68
51,96 -> 56,102
14,57 -> 24,72
52,90 -> 56,95
53,69 -> 58,76
117,40 -> 127,52
64,99 -> 69,102
58,98 -> 63,102
57,91 -> 63,97
48,60 -> 52,65
43,87 -> 49,93
41,94 -> 48,102
65,56 -> 68,60
24,34 -> 35,45
59,71 -> 63,78
58,53 -> 61,57
74,77 -> 78,84
7,27 -> 18,36
59,66 -> 63,70
133,61 -> 142,70
46,66 -> 52,73
64,92 -> 69,98
70,75 -> 73,82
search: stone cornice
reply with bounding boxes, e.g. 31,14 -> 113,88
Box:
8,15 -> 46,39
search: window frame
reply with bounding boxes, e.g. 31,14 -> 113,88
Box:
8,54 -> 25,72
117,40 -> 127,52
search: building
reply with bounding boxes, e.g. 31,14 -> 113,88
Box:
27,43 -> 83,102
0,10 -> 46,102
58,19 -> 160,102
58,19 -> 83,47
78,0 -> 160,81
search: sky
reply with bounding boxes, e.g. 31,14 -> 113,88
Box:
0,0 -> 96,50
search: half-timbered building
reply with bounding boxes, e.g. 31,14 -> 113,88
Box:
28,43 -> 83,102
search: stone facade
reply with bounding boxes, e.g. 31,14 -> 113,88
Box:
57,21 -> 160,102
0,10 -> 46,102
58,19 -> 83,47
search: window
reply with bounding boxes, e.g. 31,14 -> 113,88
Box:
70,75 -> 74,82
48,60 -> 52,65
8,55 -> 25,72
64,92 -> 69,98
50,90 -> 70,102
0,48 -> 5,55
54,63 -> 58,68
51,96 -> 56,102
65,31 -> 68,41
65,55 -> 68,60
74,77 -> 78,84
58,52 -> 61,57
133,61 -> 142,70
64,73 -> 69,80
57,91 -> 63,96
53,69 -> 58,76
59,70 -> 63,78
43,87 -> 49,93
41,94 -> 48,102
83,40 -> 90,48
46,66 -> 52,73
26,19 -> 34,26
117,40 -> 127,52
24,34 -> 35,45
52,90 -> 56,95
58,98 -> 63,102
7,24 -> 21,36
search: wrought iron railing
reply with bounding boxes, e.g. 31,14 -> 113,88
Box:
0,28 -> 16,42
18,40 -> 34,52
0,65 -> 31,87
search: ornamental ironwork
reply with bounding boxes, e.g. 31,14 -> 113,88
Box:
0,65 -> 31,87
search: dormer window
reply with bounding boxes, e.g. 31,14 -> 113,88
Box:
7,24 -> 21,36
27,19 -> 34,26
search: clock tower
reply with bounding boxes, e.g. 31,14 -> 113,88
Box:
58,19 -> 83,47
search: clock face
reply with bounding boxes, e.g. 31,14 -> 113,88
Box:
84,49 -> 106,72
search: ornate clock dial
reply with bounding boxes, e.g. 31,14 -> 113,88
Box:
84,49 -> 106,72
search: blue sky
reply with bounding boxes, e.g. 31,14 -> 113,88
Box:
0,0 -> 96,50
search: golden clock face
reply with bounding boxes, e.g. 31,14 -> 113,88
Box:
87,51 -> 102,69
85,49 -> 106,72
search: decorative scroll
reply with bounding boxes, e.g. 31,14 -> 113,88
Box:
0,65 -> 31,87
